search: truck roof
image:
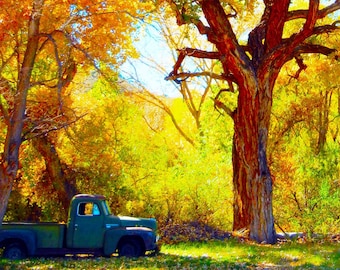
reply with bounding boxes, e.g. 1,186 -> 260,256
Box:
73,194 -> 106,200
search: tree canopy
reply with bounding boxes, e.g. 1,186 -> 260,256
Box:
0,0 -> 154,222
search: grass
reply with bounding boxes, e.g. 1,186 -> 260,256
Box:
0,239 -> 339,269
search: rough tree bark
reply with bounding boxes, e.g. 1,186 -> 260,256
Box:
165,0 -> 339,243
0,0 -> 44,223
231,75 -> 276,243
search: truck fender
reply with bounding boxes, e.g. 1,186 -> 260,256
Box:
103,229 -> 127,255
0,229 -> 37,256
103,228 -> 150,256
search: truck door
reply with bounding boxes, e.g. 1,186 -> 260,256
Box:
72,201 -> 105,248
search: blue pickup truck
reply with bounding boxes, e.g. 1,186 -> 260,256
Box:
0,194 -> 159,259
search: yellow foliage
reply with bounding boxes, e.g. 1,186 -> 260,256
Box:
0,0 -> 155,145
0,0 -> 154,74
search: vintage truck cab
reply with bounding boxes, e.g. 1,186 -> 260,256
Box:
0,194 -> 159,259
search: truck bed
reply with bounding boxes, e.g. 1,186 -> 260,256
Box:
2,222 -> 66,249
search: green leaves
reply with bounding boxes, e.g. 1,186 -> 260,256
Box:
271,52 -> 340,236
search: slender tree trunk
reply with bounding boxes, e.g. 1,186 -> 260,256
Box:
33,136 -> 77,218
0,170 -> 13,222
0,0 -> 44,224
316,90 -> 331,154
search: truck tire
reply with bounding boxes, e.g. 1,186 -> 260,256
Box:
118,239 -> 142,257
3,242 -> 27,260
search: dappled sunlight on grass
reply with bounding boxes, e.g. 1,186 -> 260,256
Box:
161,239 -> 340,269
0,240 -> 339,269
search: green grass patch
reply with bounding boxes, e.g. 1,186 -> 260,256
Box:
0,240 -> 339,269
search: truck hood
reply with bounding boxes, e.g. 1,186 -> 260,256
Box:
118,216 -> 157,231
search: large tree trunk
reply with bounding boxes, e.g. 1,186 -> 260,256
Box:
232,139 -> 251,230
232,79 -> 276,244
0,0 -> 44,224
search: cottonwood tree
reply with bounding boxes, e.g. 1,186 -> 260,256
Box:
163,0 -> 340,243
0,0 -> 153,223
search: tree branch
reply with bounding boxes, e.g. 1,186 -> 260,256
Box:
290,56 -> 307,80
133,90 -> 195,146
213,88 -> 235,118
171,48 -> 220,76
166,47 -> 238,85
294,43 -> 336,56
265,0 -> 291,50
312,23 -> 340,35
283,43 -> 336,81
289,0 -> 320,47
165,71 -> 231,84
287,1 -> 340,21
0,78 -> 12,126
22,113 -> 86,141
304,0 -> 320,32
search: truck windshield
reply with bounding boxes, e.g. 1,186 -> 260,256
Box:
101,200 -> 111,215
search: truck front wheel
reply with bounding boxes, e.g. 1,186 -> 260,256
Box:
3,243 -> 27,260
118,240 -> 142,257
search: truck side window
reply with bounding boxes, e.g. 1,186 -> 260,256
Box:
78,202 -> 101,216
78,203 -> 86,215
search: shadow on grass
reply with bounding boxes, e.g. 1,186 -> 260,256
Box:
1,254 -> 259,270
0,241 -> 339,269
